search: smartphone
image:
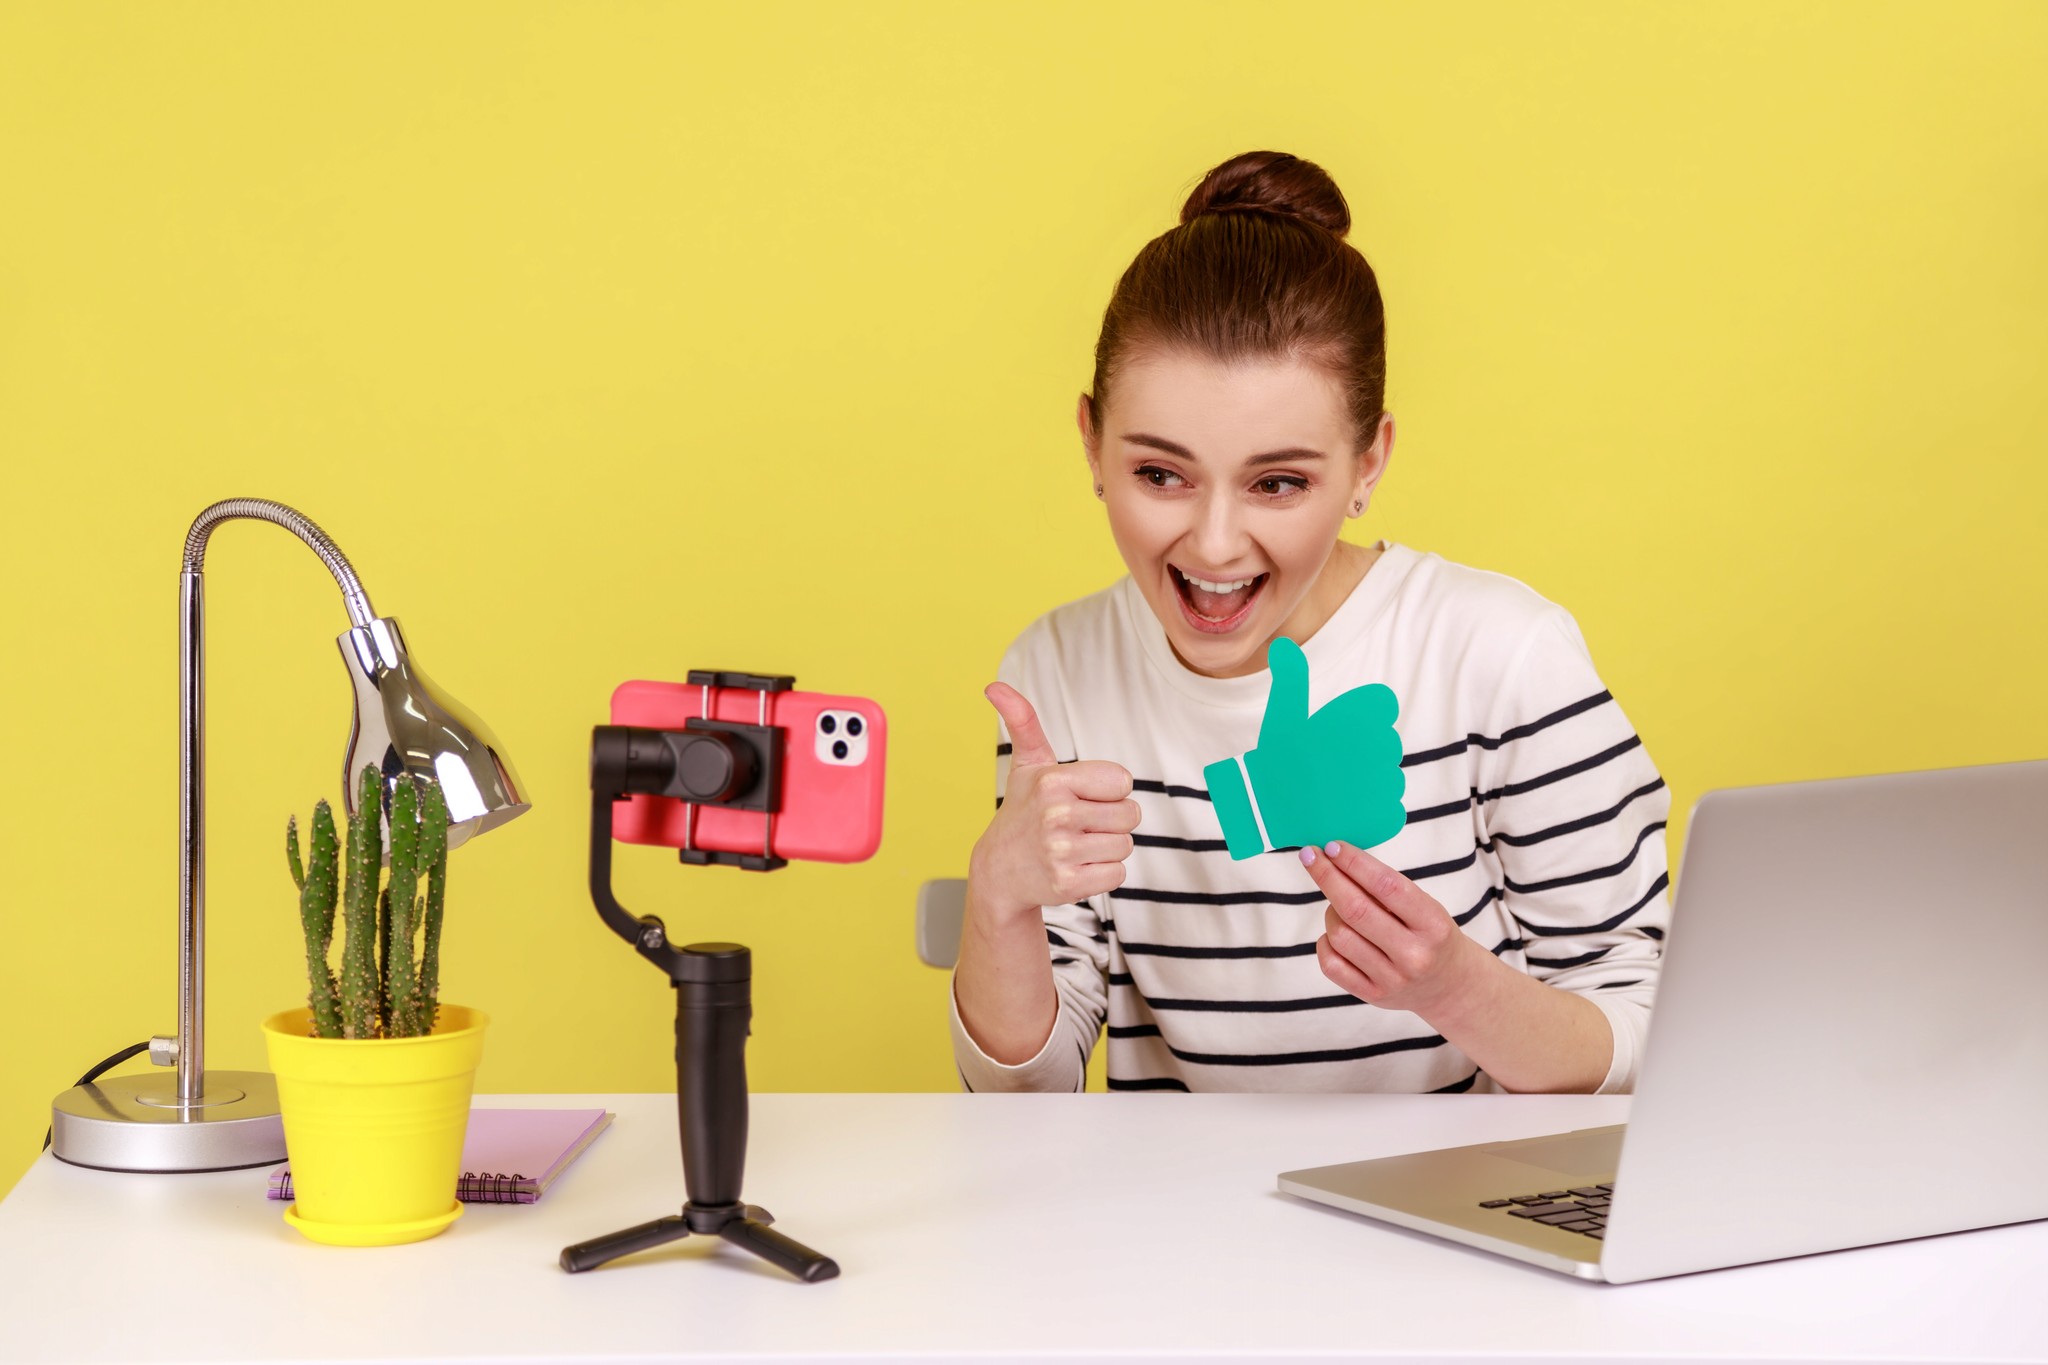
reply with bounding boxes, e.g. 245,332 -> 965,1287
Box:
609,679 -> 886,863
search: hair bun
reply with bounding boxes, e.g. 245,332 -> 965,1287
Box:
1180,150 -> 1350,238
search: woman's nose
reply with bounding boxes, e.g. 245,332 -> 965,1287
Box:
1186,491 -> 1250,565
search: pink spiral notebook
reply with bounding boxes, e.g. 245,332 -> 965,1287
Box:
266,1108 -> 614,1206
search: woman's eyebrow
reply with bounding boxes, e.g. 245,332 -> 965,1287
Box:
1120,432 -> 1329,466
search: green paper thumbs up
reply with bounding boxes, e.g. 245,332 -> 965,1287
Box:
1202,637 -> 1406,860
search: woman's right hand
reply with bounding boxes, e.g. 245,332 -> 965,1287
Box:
971,683 -> 1141,919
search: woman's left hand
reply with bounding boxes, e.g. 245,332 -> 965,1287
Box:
1302,840 -> 1487,1019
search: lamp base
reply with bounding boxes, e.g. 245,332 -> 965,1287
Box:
50,1070 -> 286,1173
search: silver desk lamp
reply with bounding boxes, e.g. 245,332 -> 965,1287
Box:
49,498 -> 530,1173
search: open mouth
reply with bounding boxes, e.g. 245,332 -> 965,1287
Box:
1170,564 -> 1269,633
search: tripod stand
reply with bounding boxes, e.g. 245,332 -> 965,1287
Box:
560,675 -> 839,1282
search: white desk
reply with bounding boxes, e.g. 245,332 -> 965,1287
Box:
3,1092 -> 2043,1364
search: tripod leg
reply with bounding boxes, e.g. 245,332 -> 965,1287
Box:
720,1216 -> 840,1282
560,1215 -> 692,1273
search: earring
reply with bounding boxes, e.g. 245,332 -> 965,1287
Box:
1095,484 -> 1104,498
1352,500 -> 1363,514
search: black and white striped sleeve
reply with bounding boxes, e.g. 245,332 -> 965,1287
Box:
947,642 -> 1111,1093
1474,606 -> 1671,1093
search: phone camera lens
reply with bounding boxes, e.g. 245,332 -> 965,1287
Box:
820,715 -> 837,734
832,739 -> 848,760
847,716 -> 864,737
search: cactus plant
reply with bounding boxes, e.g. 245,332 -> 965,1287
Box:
285,802 -> 344,1038
286,765 -> 454,1040
337,765 -> 382,1038
381,776 -> 421,1038
414,779 -> 451,1033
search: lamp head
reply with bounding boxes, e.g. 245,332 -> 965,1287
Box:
339,617 -> 529,849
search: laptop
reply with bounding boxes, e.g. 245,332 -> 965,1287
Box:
1277,757 -> 2048,1283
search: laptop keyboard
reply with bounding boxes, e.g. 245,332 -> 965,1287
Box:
1477,1183 -> 1614,1239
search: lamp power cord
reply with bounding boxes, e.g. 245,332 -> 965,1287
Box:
42,1042 -> 152,1152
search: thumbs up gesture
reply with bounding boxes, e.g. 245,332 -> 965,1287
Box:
1202,637 -> 1406,859
972,683 -> 1143,919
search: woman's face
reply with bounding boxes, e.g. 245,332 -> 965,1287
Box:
1082,349 -> 1391,680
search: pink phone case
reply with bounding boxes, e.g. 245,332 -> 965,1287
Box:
609,680 -> 886,863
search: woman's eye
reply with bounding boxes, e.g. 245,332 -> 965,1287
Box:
1136,465 -> 1184,489
1257,477 -> 1309,498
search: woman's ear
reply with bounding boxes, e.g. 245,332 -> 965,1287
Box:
1350,412 -> 1396,516
1077,392 -> 1102,492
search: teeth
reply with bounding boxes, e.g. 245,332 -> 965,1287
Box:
1179,569 -> 1259,594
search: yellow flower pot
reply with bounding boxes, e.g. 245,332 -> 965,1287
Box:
261,1005 -> 488,1247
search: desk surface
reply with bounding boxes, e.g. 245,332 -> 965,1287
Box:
2,1092 -> 2042,1364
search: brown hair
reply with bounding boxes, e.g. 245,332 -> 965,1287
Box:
1088,150 -> 1387,446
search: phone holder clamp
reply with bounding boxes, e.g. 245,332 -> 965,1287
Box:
562,669 -> 839,1283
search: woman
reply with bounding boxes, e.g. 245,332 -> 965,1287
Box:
952,151 -> 1670,1095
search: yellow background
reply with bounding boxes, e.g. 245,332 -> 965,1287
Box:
3,2 -> 2044,1198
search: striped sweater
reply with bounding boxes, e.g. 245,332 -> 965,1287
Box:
949,539 -> 1671,1095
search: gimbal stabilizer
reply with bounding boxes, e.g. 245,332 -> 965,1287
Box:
559,670 -> 839,1283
